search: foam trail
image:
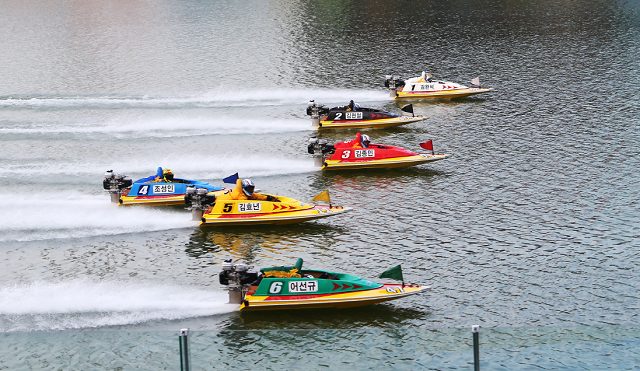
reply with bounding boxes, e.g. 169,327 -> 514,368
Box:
0,116 -> 310,138
0,280 -> 236,332
0,155 -> 317,181
0,192 -> 194,242
0,89 -> 389,109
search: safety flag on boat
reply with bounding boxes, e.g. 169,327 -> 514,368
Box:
311,190 -> 331,205
379,265 -> 404,286
400,104 -> 414,117
470,77 -> 480,86
222,173 -> 239,184
420,140 -> 434,154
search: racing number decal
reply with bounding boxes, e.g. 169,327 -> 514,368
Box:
138,185 -> 149,195
341,150 -> 350,159
223,203 -> 233,212
269,282 -> 283,294
334,112 -> 342,120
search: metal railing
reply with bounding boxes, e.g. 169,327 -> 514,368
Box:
2,325 -> 640,370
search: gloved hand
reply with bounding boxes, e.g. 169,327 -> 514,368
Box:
266,195 -> 280,202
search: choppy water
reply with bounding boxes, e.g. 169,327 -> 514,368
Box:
1,0 -> 639,368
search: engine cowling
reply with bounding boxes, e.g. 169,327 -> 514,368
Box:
307,137 -> 334,156
184,186 -> 217,220
384,75 -> 405,97
219,259 -> 259,304
103,170 -> 133,203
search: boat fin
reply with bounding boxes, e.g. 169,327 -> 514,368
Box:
312,190 -> 331,204
379,265 -> 404,286
222,173 -> 239,184
419,140 -> 434,152
400,104 -> 414,116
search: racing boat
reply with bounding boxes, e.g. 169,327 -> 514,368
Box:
307,137 -> 450,170
182,173 -> 352,224
197,194 -> 351,225
306,100 -> 423,129
219,258 -> 430,311
103,168 -> 226,206
385,72 -> 492,99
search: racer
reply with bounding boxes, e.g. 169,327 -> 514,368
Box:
153,169 -> 174,183
334,132 -> 371,149
162,169 -> 174,182
217,179 -> 280,202
347,100 -> 361,111
420,71 -> 433,83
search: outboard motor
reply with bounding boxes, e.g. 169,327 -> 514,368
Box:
307,137 -> 334,167
184,186 -> 217,221
306,100 -> 329,127
219,259 -> 259,304
103,170 -> 133,203
384,75 -> 405,98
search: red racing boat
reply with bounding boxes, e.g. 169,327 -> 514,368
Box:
307,134 -> 450,170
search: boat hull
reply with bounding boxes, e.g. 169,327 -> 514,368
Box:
201,199 -> 352,226
319,116 -> 423,129
240,284 -> 430,311
323,153 -> 450,170
120,189 -> 227,206
396,87 -> 492,99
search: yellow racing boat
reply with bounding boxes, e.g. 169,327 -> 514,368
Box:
199,195 -> 351,225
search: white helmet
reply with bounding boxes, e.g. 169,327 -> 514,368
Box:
241,179 -> 255,196
361,134 -> 371,148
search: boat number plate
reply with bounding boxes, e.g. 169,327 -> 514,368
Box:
386,287 -> 405,294
289,281 -> 318,293
152,184 -> 175,194
238,202 -> 261,212
354,149 -> 375,158
345,112 -> 363,120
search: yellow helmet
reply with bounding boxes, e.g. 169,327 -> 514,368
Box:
162,169 -> 174,182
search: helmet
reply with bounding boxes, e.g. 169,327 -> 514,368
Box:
241,179 -> 255,196
162,169 -> 174,182
361,134 -> 371,148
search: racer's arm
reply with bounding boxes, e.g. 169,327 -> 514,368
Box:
251,193 -> 280,202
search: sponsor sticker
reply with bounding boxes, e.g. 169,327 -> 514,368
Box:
345,112 -> 363,120
289,281 -> 319,293
354,149 -> 375,158
238,202 -> 261,212
386,287 -> 405,294
153,184 -> 175,194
